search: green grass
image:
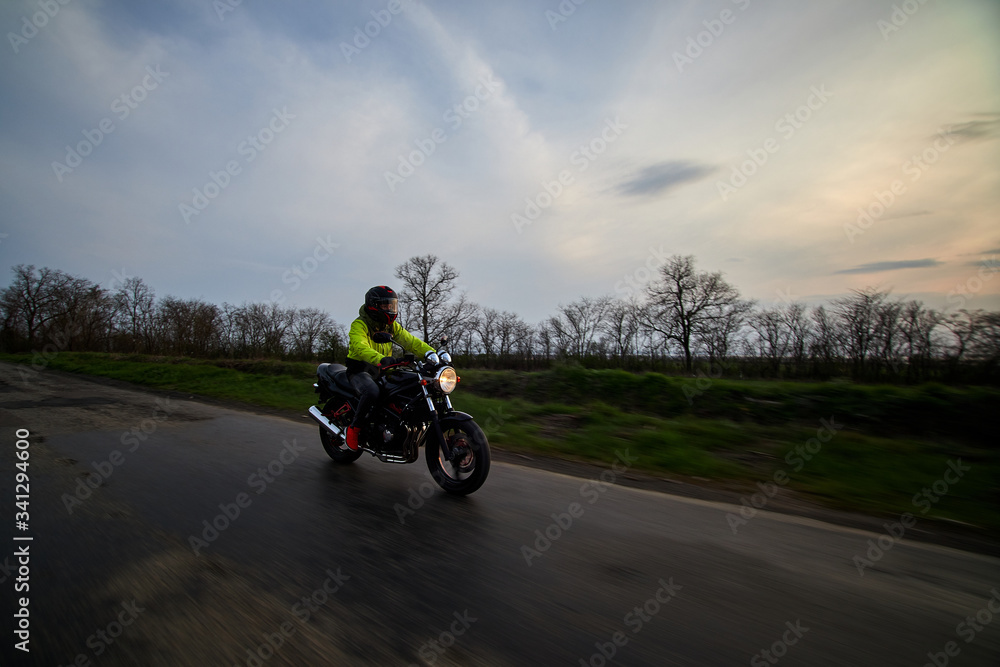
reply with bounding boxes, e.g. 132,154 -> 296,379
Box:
6,352 -> 998,530
450,392 -> 999,530
6,352 -> 318,411
457,366 -> 998,444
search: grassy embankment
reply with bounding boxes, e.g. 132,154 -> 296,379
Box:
5,352 -> 998,530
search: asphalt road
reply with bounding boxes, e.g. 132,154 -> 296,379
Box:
0,362 -> 998,666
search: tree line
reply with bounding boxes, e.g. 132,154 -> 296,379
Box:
2,256 -> 998,383
0,265 -> 348,362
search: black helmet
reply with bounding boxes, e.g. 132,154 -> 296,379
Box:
365,285 -> 398,327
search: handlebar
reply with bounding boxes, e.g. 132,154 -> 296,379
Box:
374,333 -> 447,372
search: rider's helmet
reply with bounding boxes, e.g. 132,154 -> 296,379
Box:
364,285 -> 398,327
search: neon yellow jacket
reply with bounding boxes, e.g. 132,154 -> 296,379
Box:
346,306 -> 434,375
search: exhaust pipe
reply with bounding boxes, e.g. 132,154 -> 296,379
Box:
308,406 -> 343,437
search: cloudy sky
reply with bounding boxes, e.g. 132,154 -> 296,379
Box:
1,0 -> 997,326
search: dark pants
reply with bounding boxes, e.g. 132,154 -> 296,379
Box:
348,372 -> 379,427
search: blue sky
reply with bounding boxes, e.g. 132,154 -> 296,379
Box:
1,0 -> 997,325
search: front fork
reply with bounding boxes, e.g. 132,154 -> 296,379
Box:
424,385 -> 455,461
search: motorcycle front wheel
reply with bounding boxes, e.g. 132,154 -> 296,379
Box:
425,419 -> 491,495
319,426 -> 362,464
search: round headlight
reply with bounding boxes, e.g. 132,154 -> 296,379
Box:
435,366 -> 458,394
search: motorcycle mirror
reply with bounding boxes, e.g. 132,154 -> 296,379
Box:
439,334 -> 448,347
372,332 -> 392,344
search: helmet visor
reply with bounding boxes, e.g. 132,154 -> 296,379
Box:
375,298 -> 398,315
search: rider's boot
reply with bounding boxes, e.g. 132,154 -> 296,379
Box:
346,425 -> 361,451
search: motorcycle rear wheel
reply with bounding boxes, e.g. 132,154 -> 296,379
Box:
319,426 -> 362,464
425,419 -> 490,495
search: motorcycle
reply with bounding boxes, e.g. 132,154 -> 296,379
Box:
307,334 -> 490,495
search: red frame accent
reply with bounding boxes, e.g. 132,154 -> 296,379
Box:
332,402 -> 352,421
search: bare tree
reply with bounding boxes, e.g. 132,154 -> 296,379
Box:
394,255 -> 461,342
809,305 -> 841,368
602,298 -> 642,361
220,302 -> 292,358
290,307 -> 334,359
495,310 -> 530,360
701,298 -> 752,365
156,297 -> 220,356
746,302 -> 807,374
874,298 -> 904,373
513,318 -> 536,364
534,322 -> 554,361
450,302 -> 480,357
970,311 -> 1000,364
830,287 -> 889,374
249,302 -> 293,357
897,300 -> 940,378
61,281 -> 115,352
0,265 -> 81,347
643,255 -> 743,372
431,291 -> 478,349
218,303 -> 240,357
473,307 -> 501,359
942,309 -> 999,365
548,296 -> 612,358
749,307 -> 791,374
114,277 -> 156,353
785,302 -> 812,368
318,322 -> 349,362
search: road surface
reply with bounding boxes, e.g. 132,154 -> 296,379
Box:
0,362 -> 997,666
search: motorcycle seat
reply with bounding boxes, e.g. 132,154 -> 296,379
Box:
316,363 -> 356,396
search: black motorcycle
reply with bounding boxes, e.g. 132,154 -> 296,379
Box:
308,334 -> 490,495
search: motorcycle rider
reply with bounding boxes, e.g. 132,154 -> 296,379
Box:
344,285 -> 436,451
